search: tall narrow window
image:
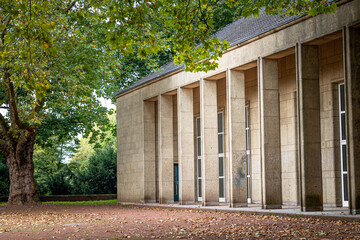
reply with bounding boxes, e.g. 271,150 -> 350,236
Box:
339,83 -> 348,207
218,112 -> 225,202
245,105 -> 251,203
196,117 -> 202,201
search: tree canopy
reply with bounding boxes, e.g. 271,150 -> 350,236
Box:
0,0 -> 336,204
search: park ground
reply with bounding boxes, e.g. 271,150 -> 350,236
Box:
0,200 -> 359,239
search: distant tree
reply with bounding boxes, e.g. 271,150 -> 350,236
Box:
33,143 -> 73,195
71,145 -> 117,194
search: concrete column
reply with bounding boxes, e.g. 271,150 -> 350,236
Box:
158,95 -> 174,204
200,78 -> 219,206
177,87 -> 195,204
258,57 -> 282,209
344,27 -> 360,215
227,69 -> 248,207
296,44 -> 323,211
143,101 -> 156,203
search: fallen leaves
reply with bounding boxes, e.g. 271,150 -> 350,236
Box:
0,204 -> 359,239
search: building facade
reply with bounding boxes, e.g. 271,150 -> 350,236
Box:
116,0 -> 360,214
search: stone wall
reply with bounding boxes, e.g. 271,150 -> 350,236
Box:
245,67 -> 261,203
319,38 -> 344,206
278,53 -> 298,205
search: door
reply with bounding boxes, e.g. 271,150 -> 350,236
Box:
174,163 -> 179,202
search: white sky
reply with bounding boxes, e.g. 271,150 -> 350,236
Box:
99,97 -> 115,110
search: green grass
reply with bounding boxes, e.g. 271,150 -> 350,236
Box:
0,202 -> 6,206
44,199 -> 117,206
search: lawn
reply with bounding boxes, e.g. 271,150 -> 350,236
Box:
0,202 -> 359,239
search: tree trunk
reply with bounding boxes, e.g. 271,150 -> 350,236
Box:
7,133 -> 40,204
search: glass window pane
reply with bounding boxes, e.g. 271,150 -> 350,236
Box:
247,154 -> 250,174
246,130 -> 249,150
197,159 -> 202,177
341,113 -> 346,140
198,179 -> 202,198
219,157 -> 224,176
342,144 -> 347,172
196,118 -> 200,137
340,84 -> 345,112
219,178 -> 224,198
343,174 -> 348,201
218,113 -> 223,133
245,106 -> 249,128
197,138 -> 201,156
218,134 -> 224,154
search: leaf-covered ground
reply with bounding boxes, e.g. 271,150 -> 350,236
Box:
0,203 -> 359,239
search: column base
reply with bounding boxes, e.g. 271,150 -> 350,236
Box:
301,206 -> 323,212
262,204 -> 282,209
202,201 -> 219,206
180,201 -> 196,205
160,200 -> 174,204
230,203 -> 248,208
350,209 -> 360,215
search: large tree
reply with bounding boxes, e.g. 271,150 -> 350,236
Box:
0,0 -> 336,204
0,1 -> 120,204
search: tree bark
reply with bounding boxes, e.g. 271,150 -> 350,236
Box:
7,132 -> 40,205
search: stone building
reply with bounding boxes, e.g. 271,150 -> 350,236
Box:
116,0 -> 360,214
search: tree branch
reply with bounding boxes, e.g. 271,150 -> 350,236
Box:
33,97 -> 45,114
1,15 -> 11,46
16,127 -> 37,160
6,68 -> 32,131
65,1 -> 77,13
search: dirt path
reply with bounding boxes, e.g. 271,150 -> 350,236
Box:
0,203 -> 359,239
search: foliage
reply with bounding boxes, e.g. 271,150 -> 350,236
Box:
33,143 -> 73,195
0,1 -> 119,154
100,0 -> 336,73
31,110 -> 116,196
32,129 -> 116,196
71,138 -> 95,168
44,199 -> 117,206
71,145 -> 117,195
0,153 -> 9,197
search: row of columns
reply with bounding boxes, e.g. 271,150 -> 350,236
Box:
144,27 -> 360,214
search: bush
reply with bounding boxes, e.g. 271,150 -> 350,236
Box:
71,145 -> 117,194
